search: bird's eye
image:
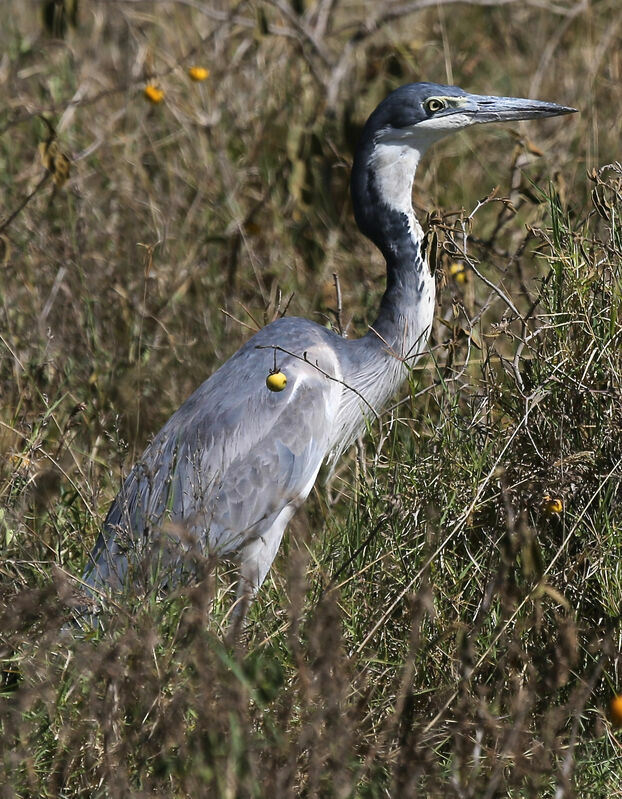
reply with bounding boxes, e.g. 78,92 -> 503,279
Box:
425,97 -> 447,114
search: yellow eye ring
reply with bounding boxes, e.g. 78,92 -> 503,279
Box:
425,97 -> 447,114
266,370 -> 287,392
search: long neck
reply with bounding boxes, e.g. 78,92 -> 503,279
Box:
351,132 -> 435,360
326,131 -> 437,467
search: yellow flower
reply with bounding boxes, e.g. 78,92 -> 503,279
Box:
610,694 -> 622,727
541,495 -> 563,515
188,66 -> 209,82
449,262 -> 467,284
9,453 -> 33,471
144,85 -> 164,104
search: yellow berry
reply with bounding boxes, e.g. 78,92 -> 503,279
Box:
610,695 -> 622,727
188,66 -> 209,82
144,85 -> 164,104
266,371 -> 287,392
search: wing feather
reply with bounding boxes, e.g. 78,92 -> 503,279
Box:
83,320 -> 343,591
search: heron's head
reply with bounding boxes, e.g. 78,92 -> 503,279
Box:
352,82 -> 575,251
365,82 -> 576,150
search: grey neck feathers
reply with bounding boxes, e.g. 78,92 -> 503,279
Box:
351,129 -> 434,355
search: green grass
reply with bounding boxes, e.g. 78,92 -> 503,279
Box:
1,1 -> 621,796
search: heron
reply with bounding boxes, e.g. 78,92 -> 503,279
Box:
82,82 -> 574,623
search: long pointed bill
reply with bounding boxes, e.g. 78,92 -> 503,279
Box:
468,94 -> 576,123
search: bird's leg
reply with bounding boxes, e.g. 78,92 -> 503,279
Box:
230,570 -> 255,626
226,523 -> 289,640
225,553 -> 265,644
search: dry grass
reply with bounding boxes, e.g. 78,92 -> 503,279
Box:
1,1 -> 621,796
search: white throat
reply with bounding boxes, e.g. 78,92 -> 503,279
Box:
369,116 -> 474,239
369,130 -> 432,241
369,139 -> 421,215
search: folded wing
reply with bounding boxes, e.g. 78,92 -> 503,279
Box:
83,322 -> 343,596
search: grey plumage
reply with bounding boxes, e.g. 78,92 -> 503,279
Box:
82,83 -> 575,619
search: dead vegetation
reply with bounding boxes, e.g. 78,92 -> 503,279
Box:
0,1 -> 621,796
